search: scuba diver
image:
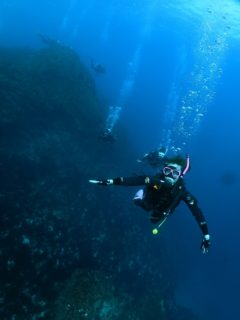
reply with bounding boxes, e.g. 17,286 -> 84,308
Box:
91,59 -> 106,74
89,154 -> 211,254
37,33 -> 62,48
137,146 -> 167,168
98,128 -> 116,143
99,106 -> 121,143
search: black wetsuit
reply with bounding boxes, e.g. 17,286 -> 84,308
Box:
141,151 -> 165,167
112,174 -> 209,237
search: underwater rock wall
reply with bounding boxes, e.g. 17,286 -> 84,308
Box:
0,45 -> 198,320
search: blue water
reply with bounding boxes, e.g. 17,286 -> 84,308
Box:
1,0 -> 240,319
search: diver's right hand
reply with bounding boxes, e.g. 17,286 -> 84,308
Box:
89,179 -> 113,186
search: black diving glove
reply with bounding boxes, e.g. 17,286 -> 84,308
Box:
89,179 -> 114,186
200,234 -> 211,254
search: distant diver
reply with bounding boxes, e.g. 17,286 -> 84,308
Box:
89,154 -> 211,254
91,59 -> 106,74
98,128 -> 116,143
37,33 -> 62,48
137,146 -> 167,168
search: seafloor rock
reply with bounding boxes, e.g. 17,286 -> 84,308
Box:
0,43 -> 105,319
52,269 -> 137,320
0,44 -> 99,129
52,269 -> 198,320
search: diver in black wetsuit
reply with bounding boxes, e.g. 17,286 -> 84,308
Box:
37,33 -> 62,48
137,146 -> 167,168
98,128 -> 116,143
91,59 -> 106,74
89,154 -> 211,254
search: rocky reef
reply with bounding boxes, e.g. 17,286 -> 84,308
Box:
0,42 -> 198,320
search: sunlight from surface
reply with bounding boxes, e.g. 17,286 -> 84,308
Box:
157,0 -> 240,38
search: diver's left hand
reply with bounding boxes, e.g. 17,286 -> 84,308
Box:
201,234 -> 211,254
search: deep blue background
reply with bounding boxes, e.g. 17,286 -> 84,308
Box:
1,1 -> 240,319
